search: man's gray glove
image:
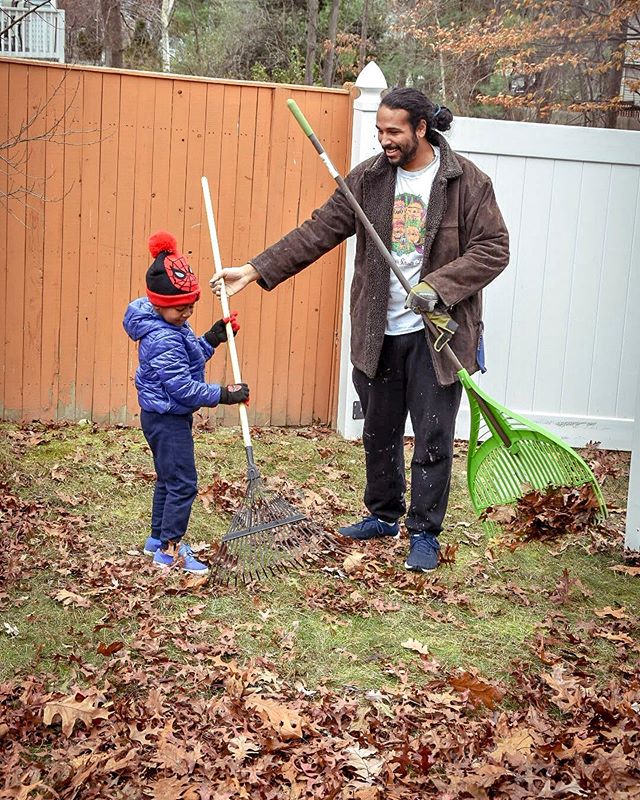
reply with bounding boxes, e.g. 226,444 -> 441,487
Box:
405,281 -> 439,315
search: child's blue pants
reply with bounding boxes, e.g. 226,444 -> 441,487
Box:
140,410 -> 197,545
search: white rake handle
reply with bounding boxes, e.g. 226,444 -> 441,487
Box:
201,175 -> 252,451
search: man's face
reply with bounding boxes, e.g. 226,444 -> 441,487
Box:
376,106 -> 427,170
154,303 -> 195,326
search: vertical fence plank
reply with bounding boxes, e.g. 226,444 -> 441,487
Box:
74,70 -> 103,419
23,64 -> 47,419
4,62 -> 28,419
125,76 -> 157,423
57,69 -> 83,420
288,90 -> 323,425
40,67 -> 66,419
149,77 -> 173,232
109,73 -> 138,424
257,87 -> 291,426
199,81 -> 226,406
229,85 -> 260,427
316,90 -> 350,426
92,72 -> 121,422
181,80 -> 208,383
0,62 -> 10,415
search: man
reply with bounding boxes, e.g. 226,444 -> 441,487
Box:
211,88 -> 509,572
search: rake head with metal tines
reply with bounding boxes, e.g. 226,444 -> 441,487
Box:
201,174 -> 344,586
209,472 -> 346,586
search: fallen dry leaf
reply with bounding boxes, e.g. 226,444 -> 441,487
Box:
344,745 -> 384,782
401,638 -> 430,655
450,671 -> 505,709
227,734 -> 261,762
343,551 -> 366,574
609,564 -> 640,577
594,606 -> 628,619
245,695 -> 304,740
42,693 -> 110,737
53,589 -> 92,608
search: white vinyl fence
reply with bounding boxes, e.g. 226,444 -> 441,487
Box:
336,63 -> 640,551
337,63 -> 640,454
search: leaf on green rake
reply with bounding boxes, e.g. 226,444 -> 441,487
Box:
483,484 -> 602,541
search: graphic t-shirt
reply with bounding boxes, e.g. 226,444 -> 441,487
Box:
385,146 -> 440,335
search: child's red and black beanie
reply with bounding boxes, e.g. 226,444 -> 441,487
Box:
146,231 -> 201,307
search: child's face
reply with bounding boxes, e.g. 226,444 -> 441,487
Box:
154,303 -> 195,326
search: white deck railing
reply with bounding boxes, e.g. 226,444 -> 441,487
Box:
0,4 -> 65,62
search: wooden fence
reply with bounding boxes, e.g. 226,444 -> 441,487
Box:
0,57 -> 352,427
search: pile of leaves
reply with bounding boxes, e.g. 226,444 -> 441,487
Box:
1,424 -> 639,798
484,484 -> 604,543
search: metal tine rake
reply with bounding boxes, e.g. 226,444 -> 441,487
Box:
201,176 -> 345,585
286,100 -> 606,526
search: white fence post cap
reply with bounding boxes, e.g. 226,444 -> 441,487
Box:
354,62 -> 387,111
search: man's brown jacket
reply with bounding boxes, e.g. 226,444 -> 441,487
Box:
251,133 -> 510,386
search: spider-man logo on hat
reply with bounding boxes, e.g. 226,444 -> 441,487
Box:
145,231 -> 201,307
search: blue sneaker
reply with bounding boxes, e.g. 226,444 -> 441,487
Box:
153,543 -> 209,575
405,533 -> 440,572
143,536 -> 162,556
338,515 -> 400,540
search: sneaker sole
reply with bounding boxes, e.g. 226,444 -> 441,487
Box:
338,530 -> 401,541
153,561 -> 209,576
143,548 -> 158,556
404,560 -> 437,573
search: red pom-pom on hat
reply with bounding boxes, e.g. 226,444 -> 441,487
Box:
148,231 -> 178,258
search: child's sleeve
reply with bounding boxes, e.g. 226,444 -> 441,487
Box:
197,335 -> 215,363
150,339 -> 222,407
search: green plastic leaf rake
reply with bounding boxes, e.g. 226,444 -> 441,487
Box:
287,99 -> 607,523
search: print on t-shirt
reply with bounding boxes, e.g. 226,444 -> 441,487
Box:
392,192 -> 427,258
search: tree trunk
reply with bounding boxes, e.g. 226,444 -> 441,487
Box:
359,0 -> 368,71
100,0 -> 124,68
160,0 -> 175,72
603,22 -> 627,129
322,0 -> 340,87
305,0 -> 319,85
434,8 -> 447,103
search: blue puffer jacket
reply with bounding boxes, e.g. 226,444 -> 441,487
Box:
123,297 -> 221,414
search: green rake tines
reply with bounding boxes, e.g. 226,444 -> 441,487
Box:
459,369 -> 607,522
286,98 -> 607,525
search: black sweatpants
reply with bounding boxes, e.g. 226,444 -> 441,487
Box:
352,331 -> 462,536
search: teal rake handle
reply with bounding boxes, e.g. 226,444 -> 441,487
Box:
287,99 -> 513,448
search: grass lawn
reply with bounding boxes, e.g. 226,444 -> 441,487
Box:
1,418 -> 638,798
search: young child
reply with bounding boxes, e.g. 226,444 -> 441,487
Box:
123,231 -> 250,575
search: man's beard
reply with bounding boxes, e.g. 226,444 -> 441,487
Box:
384,133 -> 419,168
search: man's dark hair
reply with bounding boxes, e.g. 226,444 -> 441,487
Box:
380,87 -> 453,145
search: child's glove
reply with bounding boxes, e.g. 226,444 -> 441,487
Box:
204,311 -> 240,348
219,383 -> 250,405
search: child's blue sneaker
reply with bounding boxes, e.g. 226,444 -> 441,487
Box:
153,542 -> 209,575
143,536 -> 162,556
338,515 -> 400,540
